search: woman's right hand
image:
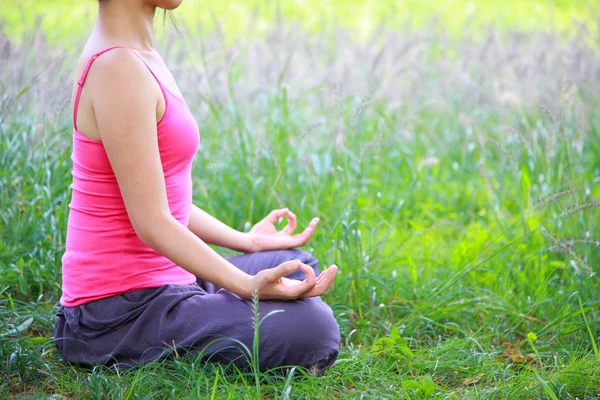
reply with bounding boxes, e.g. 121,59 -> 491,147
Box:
251,259 -> 338,300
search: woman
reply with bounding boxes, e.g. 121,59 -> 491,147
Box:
54,0 -> 340,372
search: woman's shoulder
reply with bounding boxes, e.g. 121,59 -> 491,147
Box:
78,46 -> 151,89
72,44 -> 165,137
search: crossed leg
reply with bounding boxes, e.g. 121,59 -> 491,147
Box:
169,248 -> 340,370
54,249 -> 340,371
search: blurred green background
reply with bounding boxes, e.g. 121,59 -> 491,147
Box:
1,0 -> 598,43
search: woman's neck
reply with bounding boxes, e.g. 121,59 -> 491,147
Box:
94,1 -> 157,51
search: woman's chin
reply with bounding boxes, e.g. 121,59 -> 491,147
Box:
155,0 -> 183,11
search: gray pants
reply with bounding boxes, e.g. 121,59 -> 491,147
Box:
54,249 -> 341,371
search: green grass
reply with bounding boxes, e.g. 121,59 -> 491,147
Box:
1,0 -> 599,44
2,9 -> 600,400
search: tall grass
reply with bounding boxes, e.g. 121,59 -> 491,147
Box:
2,0 -> 599,44
1,13 -> 600,399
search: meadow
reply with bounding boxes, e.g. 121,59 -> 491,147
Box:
1,1 -> 600,398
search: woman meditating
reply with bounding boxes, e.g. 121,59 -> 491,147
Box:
54,0 -> 340,371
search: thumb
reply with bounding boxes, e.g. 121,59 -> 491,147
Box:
269,259 -> 301,282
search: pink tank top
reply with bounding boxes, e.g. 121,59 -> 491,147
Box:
60,46 -> 199,307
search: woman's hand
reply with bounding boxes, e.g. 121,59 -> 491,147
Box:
247,208 -> 319,253
250,259 -> 338,300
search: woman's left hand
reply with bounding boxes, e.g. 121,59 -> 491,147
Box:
246,208 -> 319,253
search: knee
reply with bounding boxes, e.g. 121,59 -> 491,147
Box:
299,300 -> 340,369
278,299 -> 340,367
312,300 -> 340,347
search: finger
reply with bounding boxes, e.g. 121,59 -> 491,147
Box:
303,265 -> 337,297
265,208 -> 289,224
278,277 -> 314,299
285,262 -> 316,297
282,209 -> 298,235
314,266 -> 332,285
291,217 -> 319,246
316,265 -> 337,294
316,269 -> 328,284
269,259 -> 301,282
297,262 -> 317,288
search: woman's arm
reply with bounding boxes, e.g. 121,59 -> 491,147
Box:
88,49 -> 336,300
187,204 -> 253,253
189,204 -> 321,253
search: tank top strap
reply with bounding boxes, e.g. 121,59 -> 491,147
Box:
73,45 -> 168,132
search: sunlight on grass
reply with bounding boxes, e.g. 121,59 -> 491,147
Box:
1,0 -> 599,44
1,2 -> 600,398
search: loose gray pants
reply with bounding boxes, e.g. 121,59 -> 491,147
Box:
54,249 -> 340,371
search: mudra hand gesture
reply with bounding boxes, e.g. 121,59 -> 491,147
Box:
246,208 -> 337,299
252,259 -> 338,300
247,208 -> 320,252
